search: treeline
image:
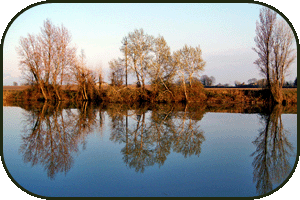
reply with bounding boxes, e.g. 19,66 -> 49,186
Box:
17,19 -> 206,102
17,15 -> 296,104
233,77 -> 297,88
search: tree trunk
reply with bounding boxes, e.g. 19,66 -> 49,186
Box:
159,74 -> 175,100
182,77 -> 188,102
125,43 -> 128,87
83,83 -> 88,100
135,71 -> 141,88
189,74 -> 193,87
141,78 -> 145,92
39,82 -> 48,101
270,81 -> 282,104
54,87 -> 61,101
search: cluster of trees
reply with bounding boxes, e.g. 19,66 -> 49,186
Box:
17,19 -> 102,101
234,78 -> 262,88
18,21 -> 206,102
109,28 -> 206,101
253,8 -> 296,104
199,75 -> 215,86
234,77 -> 297,88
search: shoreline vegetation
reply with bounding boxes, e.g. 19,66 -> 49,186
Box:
2,90 -> 297,115
10,9 -> 297,107
3,85 -> 297,106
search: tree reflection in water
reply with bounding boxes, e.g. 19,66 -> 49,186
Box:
251,104 -> 294,195
19,101 -> 100,179
19,102 -> 206,177
18,101 -> 295,188
108,103 -> 205,173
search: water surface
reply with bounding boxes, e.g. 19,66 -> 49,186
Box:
2,102 -> 297,197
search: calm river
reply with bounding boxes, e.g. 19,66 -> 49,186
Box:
2,102 -> 297,197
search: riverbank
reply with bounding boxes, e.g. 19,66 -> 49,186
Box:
204,87 -> 297,105
3,98 -> 297,114
3,85 -> 297,105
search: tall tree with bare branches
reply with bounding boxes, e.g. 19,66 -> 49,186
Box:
173,45 -> 205,101
126,29 -> 154,90
109,58 -> 124,87
17,33 -> 49,100
71,49 -> 97,101
148,35 -> 176,98
17,19 -> 77,101
120,37 -> 129,87
253,8 -> 296,104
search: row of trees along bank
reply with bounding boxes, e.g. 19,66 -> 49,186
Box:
17,20 -> 206,102
17,7 -> 296,104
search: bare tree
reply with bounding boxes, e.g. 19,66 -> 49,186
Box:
234,80 -> 242,87
41,20 -> 76,100
253,8 -> 296,104
257,79 -> 267,88
148,35 -> 176,97
97,63 -> 105,91
55,23 -> 77,87
40,19 -> 62,100
270,20 -> 296,101
253,8 -> 277,89
17,19 -> 77,101
173,45 -> 205,101
200,75 -> 215,86
17,33 -> 49,100
109,58 -> 124,87
72,50 -> 96,101
126,29 -> 154,90
248,78 -> 258,85
120,37 -> 129,87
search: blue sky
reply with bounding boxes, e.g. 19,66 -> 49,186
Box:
2,3 -> 297,85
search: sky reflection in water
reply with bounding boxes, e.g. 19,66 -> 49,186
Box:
3,102 -> 297,197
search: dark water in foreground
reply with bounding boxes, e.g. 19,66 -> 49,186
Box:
2,102 -> 297,197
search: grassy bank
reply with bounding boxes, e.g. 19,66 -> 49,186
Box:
3,98 -> 297,114
205,88 -> 297,105
3,85 -> 297,105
